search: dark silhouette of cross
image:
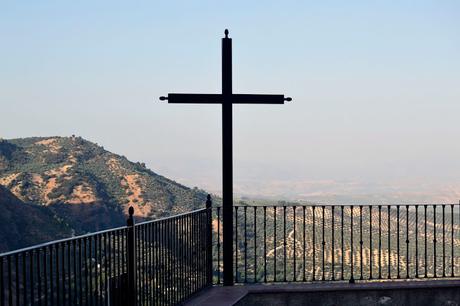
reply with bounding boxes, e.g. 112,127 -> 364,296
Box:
160,29 -> 291,286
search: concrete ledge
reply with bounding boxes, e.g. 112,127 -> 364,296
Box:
183,286 -> 247,306
183,279 -> 460,306
244,279 -> 460,293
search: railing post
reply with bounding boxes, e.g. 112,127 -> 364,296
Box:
126,207 -> 136,306
206,194 -> 213,285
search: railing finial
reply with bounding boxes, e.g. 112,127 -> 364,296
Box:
127,206 -> 135,227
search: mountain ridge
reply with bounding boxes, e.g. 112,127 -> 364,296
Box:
0,136 -> 208,252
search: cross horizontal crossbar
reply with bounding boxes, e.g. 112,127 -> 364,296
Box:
165,93 -> 288,104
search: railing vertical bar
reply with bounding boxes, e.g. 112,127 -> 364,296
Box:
168,220 -> 171,305
172,218 -> 175,303
378,205 -> 382,279
185,214 -> 189,300
197,213 -> 201,292
188,214 -> 192,300
0,257 -> 3,306
15,254 -> 19,306
350,206 -> 354,283
90,237 -> 94,306
98,234 -> 103,306
62,241 -> 71,306
50,246 -> 54,306
203,210 -> 206,288
78,239 -> 83,306
341,206 -> 344,280
359,205 -> 363,280
397,205 -> 400,279
153,222 -> 158,304
321,205 -> 325,281
415,205 -> 419,278
7,256 -> 12,306
253,206 -> 257,283
234,207 -> 238,283
200,212 -> 205,291
84,239 -> 89,305
153,221 -> 158,304
197,214 -> 200,295
451,204 -> 455,277
23,253 -> 27,306
151,223 -> 156,305
331,206 -> 335,281
302,206 -> 306,282
442,204 -> 446,277
263,206 -> 267,283
244,206 -> 248,283
198,213 -> 202,290
217,207 -> 221,285
197,214 -> 203,292
192,213 -> 195,296
104,233 -> 109,305
72,240 -> 77,306
434,205 -> 437,278
45,249 -> 50,305
273,207 -> 277,282
175,219 -> 179,304
117,231 -> 121,294
424,205 -> 428,278
44,249 -> 48,306
143,225 -> 148,305
37,249 -> 42,306
166,216 -> 170,304
312,206 -> 316,281
56,244 -> 62,305
30,250 -> 35,305
137,226 -> 141,305
92,236 -> 96,306
62,243 -> 67,306
149,224 -> 153,305
388,206 -> 391,279
283,206 -> 287,282
137,229 -> 141,305
65,243 -> 69,306
369,206 -> 372,280
188,213 -> 192,299
293,206 -> 296,282
160,220 -> 164,306
406,206 -> 410,279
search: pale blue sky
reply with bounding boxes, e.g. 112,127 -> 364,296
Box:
1,1 -> 460,201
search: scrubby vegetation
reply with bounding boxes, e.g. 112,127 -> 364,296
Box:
0,136 -> 209,251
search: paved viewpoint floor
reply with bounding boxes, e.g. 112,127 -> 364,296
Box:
185,280 -> 460,306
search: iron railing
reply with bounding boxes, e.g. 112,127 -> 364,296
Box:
3,199 -> 460,305
0,204 -> 212,306
212,203 -> 460,284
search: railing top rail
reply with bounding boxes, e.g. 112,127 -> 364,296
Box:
135,207 -> 207,226
229,203 -> 460,208
0,225 -> 128,257
0,207 -> 208,257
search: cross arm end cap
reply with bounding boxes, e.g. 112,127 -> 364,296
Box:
159,96 -> 168,101
284,97 -> 292,102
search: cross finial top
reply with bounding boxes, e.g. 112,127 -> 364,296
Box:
224,29 -> 229,38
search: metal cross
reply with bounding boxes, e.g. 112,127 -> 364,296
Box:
160,29 -> 291,286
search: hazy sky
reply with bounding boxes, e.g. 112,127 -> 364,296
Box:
1,1 -> 460,200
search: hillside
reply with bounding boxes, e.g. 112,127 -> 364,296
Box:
0,185 -> 72,252
0,136 -> 208,251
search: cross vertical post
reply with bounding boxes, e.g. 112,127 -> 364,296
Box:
222,29 -> 234,286
159,29 -> 291,287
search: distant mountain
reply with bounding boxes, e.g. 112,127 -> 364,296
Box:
0,136 -> 208,251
